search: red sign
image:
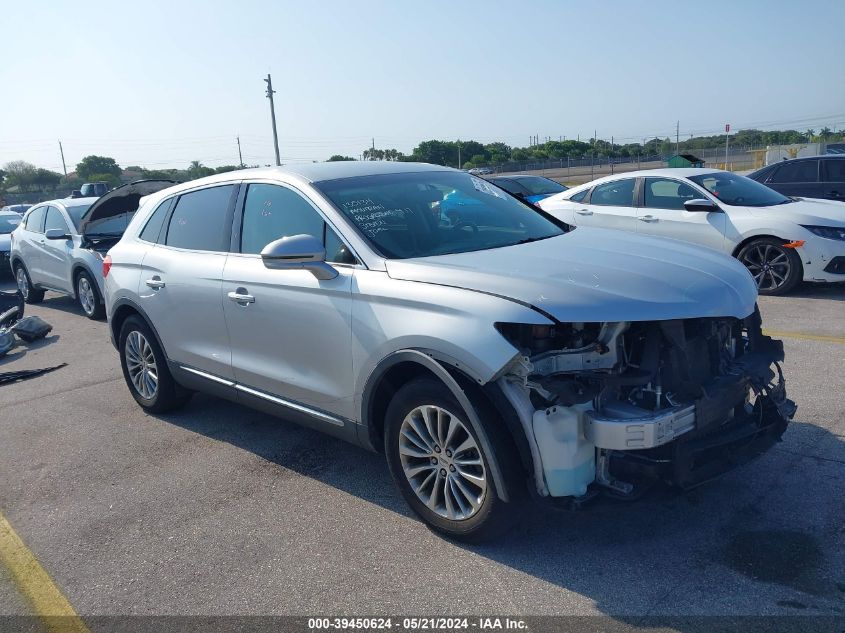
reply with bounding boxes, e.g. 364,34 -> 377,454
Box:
725,124 -> 730,133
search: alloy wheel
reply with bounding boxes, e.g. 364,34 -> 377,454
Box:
125,330 -> 158,400
398,405 -> 487,521
741,244 -> 791,292
16,267 -> 28,300
78,276 -> 95,315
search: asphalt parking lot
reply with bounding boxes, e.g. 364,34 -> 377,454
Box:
0,276 -> 843,625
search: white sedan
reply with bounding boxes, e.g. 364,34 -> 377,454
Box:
539,168 -> 845,295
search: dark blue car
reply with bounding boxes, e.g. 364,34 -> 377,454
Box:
488,175 -> 568,204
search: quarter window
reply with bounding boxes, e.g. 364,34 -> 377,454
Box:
25,206 -> 47,232
643,178 -> 702,210
569,189 -> 589,203
44,207 -> 70,234
139,199 -> 173,243
165,185 -> 234,251
590,179 -> 635,207
770,160 -> 818,183
822,159 -> 845,183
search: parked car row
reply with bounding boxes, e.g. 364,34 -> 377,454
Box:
7,162 -> 800,540
539,168 -> 845,295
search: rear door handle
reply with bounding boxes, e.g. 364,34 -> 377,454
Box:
145,277 -> 165,289
638,215 -> 658,223
575,209 -> 593,216
228,289 -> 255,305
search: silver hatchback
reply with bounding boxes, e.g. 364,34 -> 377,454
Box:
10,181 -> 174,318
104,162 -> 795,540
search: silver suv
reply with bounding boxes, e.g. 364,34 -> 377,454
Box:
104,162 -> 795,540
10,181 -> 174,318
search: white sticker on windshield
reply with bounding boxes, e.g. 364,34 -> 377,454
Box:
471,175 -> 505,199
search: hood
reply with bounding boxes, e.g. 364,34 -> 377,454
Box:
78,180 -> 176,236
749,198 -> 845,226
385,227 -> 757,322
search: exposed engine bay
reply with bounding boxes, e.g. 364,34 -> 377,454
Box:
496,308 -> 796,501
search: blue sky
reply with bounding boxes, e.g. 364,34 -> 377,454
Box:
2,0 -> 844,171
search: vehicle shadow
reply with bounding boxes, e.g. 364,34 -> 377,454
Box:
157,393 -> 845,620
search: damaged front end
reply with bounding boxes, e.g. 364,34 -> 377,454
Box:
496,308 -> 796,503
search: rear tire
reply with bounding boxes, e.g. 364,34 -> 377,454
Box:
119,315 -> 191,413
384,377 -> 525,542
14,263 -> 44,304
736,237 -> 802,296
76,270 -> 105,320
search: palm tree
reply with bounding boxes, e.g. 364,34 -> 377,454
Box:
805,129 -> 816,142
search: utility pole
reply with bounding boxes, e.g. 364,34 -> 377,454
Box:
236,136 -> 244,168
58,140 -> 67,177
725,123 -> 730,169
371,137 -> 375,160
676,120 -> 680,155
264,74 -> 281,166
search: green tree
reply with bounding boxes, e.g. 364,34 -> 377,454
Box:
3,161 -> 38,191
327,155 -> 356,161
85,172 -> 122,188
33,168 -> 62,190
76,155 -> 122,180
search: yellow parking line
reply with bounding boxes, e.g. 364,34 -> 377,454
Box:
0,512 -> 89,633
763,329 -> 845,345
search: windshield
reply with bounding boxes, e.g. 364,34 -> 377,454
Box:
64,203 -> 95,231
315,171 -> 565,259
513,176 -> 568,195
688,172 -> 792,207
0,215 -> 21,234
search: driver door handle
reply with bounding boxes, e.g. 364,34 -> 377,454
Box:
638,215 -> 658,223
575,209 -> 593,216
145,277 -> 165,289
228,289 -> 255,305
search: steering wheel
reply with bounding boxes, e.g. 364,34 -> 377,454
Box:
733,196 -> 745,204
453,220 -> 478,233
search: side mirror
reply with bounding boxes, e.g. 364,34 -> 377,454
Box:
684,198 -> 720,212
260,234 -> 338,280
45,228 -> 71,240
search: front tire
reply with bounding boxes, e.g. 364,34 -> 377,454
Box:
737,237 -> 802,296
119,316 -> 191,413
14,263 -> 45,304
76,270 -> 105,320
384,377 -> 523,542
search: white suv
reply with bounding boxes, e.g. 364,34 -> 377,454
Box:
10,181 -> 174,318
104,162 -> 795,541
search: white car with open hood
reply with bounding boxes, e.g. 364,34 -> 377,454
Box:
103,162 -> 796,540
539,168 -> 845,295
9,180 -> 175,318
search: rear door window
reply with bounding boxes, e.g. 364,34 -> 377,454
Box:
165,185 -> 235,251
770,160 -> 819,183
590,179 -> 636,206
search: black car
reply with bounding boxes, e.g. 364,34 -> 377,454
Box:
487,175 -> 568,204
748,155 -> 845,201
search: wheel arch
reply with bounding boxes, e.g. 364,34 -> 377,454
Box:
731,233 -> 789,258
109,298 -> 168,357
70,262 -> 97,299
361,349 -> 529,503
